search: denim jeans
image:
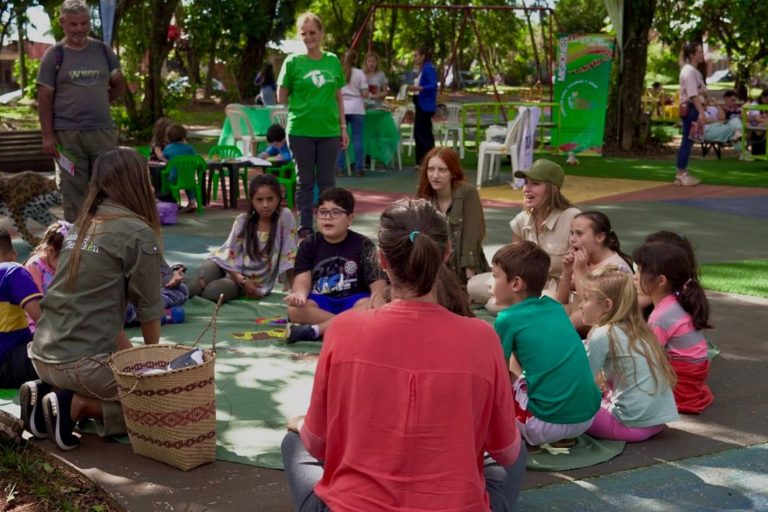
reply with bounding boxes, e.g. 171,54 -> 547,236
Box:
338,114 -> 365,172
676,101 -> 699,171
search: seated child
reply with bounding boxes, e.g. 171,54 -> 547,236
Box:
555,211 -> 633,333
258,124 -> 293,164
163,123 -> 198,213
189,174 -> 297,303
23,221 -> 71,332
0,228 -> 41,388
581,267 -> 678,442
24,221 -> 71,295
125,260 -> 188,326
284,187 -> 386,343
490,241 -> 601,448
633,242 -> 714,414
150,117 -> 173,162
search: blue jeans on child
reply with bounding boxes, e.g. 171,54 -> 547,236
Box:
676,101 -> 699,170
338,114 -> 365,173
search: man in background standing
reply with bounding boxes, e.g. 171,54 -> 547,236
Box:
37,0 -> 126,222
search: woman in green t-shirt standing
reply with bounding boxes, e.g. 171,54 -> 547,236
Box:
278,12 -> 348,237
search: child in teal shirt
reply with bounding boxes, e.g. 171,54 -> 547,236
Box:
490,241 -> 601,448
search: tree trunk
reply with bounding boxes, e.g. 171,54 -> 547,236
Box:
604,0 -> 656,151
204,47 -> 215,100
733,63 -> 750,101
141,0 -> 180,125
236,35 -> 263,102
16,16 -> 27,91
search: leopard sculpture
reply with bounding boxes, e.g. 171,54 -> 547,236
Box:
0,172 -> 62,246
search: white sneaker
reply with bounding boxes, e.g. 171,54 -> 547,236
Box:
674,173 -> 701,187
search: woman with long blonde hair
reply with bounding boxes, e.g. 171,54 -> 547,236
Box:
580,267 -> 678,442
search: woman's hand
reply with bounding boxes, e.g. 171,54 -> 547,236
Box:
464,267 -> 476,280
286,415 -> 305,433
340,128 -> 349,150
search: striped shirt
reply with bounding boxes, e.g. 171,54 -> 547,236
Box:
649,295 -> 707,363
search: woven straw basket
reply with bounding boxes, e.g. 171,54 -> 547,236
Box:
107,297 -> 222,471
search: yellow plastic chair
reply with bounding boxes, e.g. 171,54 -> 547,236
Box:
161,155 -> 207,214
208,145 -> 244,201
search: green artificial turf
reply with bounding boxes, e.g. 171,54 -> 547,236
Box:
534,153 -> 768,188
701,260 -> 768,298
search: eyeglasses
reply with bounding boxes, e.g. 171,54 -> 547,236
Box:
427,166 -> 450,174
317,207 -> 348,219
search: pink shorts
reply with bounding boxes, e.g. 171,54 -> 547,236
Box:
586,406 -> 665,442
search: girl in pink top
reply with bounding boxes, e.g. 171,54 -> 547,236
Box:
281,199 -> 525,512
23,221 -> 71,331
633,242 -> 713,414
24,221 -> 71,294
556,210 -> 633,332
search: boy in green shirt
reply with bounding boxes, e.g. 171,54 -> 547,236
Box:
490,241 -> 600,449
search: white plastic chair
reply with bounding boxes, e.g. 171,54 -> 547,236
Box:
476,108 -> 529,189
225,104 -> 264,157
388,107 -> 407,171
437,102 -> 465,158
395,84 -> 410,102
270,109 -> 288,128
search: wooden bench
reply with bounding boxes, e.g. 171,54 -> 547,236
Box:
0,130 -> 54,173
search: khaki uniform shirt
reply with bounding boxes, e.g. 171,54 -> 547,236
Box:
509,207 -> 580,292
433,182 -> 490,284
31,202 -> 163,364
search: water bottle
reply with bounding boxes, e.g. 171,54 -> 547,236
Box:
161,306 -> 186,325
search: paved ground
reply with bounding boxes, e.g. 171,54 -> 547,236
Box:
4,167 -> 768,511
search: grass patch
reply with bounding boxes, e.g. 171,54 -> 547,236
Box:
701,260 -> 768,298
166,102 -> 225,128
1,105 -> 40,130
537,154 -> 768,189
0,441 -> 119,511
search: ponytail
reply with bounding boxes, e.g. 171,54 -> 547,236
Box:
677,278 -> 711,330
378,199 -> 449,298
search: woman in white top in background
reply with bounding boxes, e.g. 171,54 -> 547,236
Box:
675,41 -> 706,187
338,49 -> 368,177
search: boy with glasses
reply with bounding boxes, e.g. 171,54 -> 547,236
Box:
284,187 -> 385,343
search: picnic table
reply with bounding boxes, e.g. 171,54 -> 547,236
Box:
218,106 -> 400,168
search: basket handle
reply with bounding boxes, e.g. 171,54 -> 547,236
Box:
192,293 -> 225,353
73,356 -> 140,401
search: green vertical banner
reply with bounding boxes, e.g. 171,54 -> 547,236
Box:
553,34 -> 615,155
